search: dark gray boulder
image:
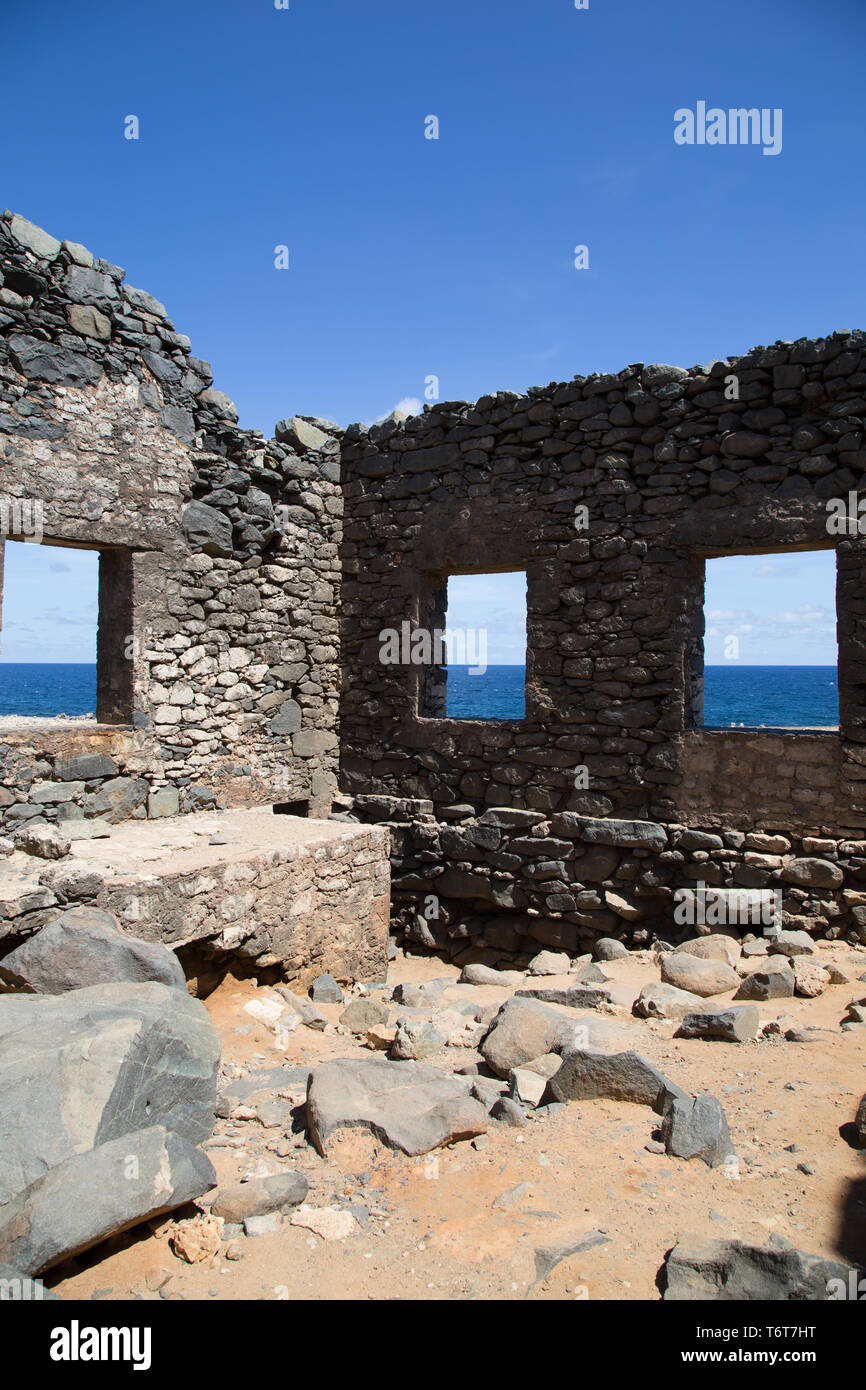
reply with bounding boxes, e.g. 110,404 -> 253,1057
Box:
87,775 -> 149,822
675,1007 -> 760,1043
735,965 -> 795,1000
0,981 -> 219,1207
545,1047 -> 688,1113
569,815 -> 667,850
0,1126 -> 215,1275
517,983 -> 614,1009
663,1236 -> 856,1300
660,1093 -> 736,1168
0,906 -> 186,994
8,334 -> 102,386
310,972 -> 343,1004
180,501 -> 233,558
53,753 -> 118,781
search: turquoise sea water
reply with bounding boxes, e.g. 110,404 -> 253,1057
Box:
0,662 -> 840,728
0,663 -> 96,717
445,664 -> 839,726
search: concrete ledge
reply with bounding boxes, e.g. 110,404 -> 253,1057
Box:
0,808 -> 391,987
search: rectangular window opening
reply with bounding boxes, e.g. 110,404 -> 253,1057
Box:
689,550 -> 839,731
0,537 -> 133,724
421,570 -> 527,721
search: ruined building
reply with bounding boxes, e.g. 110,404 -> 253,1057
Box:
1,210 -> 865,977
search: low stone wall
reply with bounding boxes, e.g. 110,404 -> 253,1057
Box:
0,725 -> 216,838
351,795 -> 866,965
0,808 -> 391,989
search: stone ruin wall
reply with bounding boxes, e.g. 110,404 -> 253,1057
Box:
2,208 -> 866,966
0,211 -> 342,835
339,332 -> 866,960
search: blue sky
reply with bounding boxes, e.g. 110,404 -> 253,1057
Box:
1,0 -> 862,663
1,543 -> 98,663
704,552 -> 837,666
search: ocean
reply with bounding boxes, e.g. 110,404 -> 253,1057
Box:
444,664 -> 839,727
0,662 -> 840,728
0,663 -> 96,718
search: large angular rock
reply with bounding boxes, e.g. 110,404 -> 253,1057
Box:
274,416 -> 332,453
87,775 -> 149,823
8,334 -> 101,386
663,1236 -> 856,1300
768,929 -> 816,957
9,214 -> 61,260
392,979 -> 448,1008
0,906 -> 186,995
572,811 -> 667,845
634,982 -> 703,1020
197,388 -> 238,422
660,1093 -> 736,1168
661,953 -> 739,998
675,1007 -> 760,1043
339,998 -> 389,1034
481,997 -> 571,1078
306,1057 -> 488,1156
0,1126 -> 215,1276
269,699 -> 302,736
310,972 -> 342,1004
389,1018 -> 445,1060
37,861 -> 104,902
64,266 -> 118,304
674,934 -> 741,968
545,1047 -> 688,1112
122,284 -> 167,319
180,501 -> 234,559
147,786 -> 179,819
528,950 -> 571,976
0,982 -> 219,1206
856,1093 -> 866,1148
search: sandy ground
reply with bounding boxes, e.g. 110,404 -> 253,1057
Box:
50,943 -> 866,1303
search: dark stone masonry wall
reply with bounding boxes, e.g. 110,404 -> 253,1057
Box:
339,332 -> 866,841
0,212 -> 342,832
